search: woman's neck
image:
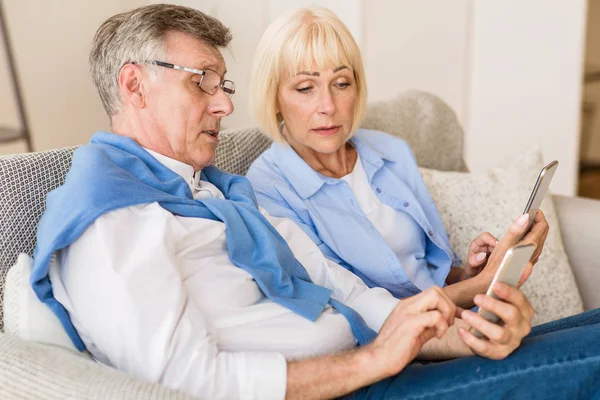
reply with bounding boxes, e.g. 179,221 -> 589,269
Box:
289,138 -> 358,179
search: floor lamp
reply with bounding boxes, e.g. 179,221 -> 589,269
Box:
0,0 -> 32,152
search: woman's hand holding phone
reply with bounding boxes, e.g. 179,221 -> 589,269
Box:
454,214 -> 540,359
475,211 -> 549,290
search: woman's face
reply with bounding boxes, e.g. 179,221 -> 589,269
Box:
276,65 -> 357,154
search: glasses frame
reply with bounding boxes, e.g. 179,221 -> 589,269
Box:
145,60 -> 235,98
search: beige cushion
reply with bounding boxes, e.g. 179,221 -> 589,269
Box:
362,90 -> 468,172
0,332 -> 193,399
420,148 -> 583,325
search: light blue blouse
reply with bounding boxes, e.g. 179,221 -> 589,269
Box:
247,129 -> 460,298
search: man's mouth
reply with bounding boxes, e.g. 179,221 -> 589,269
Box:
203,129 -> 219,138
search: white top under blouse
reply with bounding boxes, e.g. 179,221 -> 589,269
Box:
341,154 -> 437,290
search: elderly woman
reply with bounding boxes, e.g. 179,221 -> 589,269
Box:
246,7 -> 547,310
242,8 -> 600,398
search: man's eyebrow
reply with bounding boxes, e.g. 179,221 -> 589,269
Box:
192,62 -> 226,75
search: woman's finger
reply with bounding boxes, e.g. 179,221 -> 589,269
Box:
517,262 -> 534,287
470,232 -> 498,252
497,214 -> 531,251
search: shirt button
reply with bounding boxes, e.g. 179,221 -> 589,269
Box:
404,202 -> 409,207
376,188 -> 382,193
428,230 -> 434,237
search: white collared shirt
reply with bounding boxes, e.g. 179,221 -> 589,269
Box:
49,149 -> 399,400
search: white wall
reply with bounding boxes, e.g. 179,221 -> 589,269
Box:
362,0 -> 471,124
1,0 -> 148,152
466,0 -> 587,196
0,1 -> 588,197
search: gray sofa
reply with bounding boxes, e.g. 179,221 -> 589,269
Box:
1,91 -> 599,399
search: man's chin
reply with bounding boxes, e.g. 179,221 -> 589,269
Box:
193,154 -> 215,170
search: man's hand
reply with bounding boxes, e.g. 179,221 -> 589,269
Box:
457,282 -> 534,359
367,286 -> 458,377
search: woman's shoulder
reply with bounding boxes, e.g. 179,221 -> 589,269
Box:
246,143 -> 288,189
353,129 -> 413,157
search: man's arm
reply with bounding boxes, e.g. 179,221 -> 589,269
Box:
57,204 -> 287,399
418,318 -> 474,360
285,287 -> 457,399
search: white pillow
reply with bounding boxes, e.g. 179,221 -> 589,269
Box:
420,147 -> 584,325
3,253 -> 82,355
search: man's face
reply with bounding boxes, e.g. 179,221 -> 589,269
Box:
142,31 -> 234,170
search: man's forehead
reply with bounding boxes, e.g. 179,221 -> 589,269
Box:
164,31 -> 227,74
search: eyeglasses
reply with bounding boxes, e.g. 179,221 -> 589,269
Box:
144,60 -> 235,98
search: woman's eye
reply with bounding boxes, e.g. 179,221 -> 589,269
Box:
296,86 -> 312,93
336,82 -> 351,89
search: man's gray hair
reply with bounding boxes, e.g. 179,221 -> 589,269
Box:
90,4 -> 232,116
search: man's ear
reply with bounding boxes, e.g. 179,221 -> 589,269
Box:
118,64 -> 146,109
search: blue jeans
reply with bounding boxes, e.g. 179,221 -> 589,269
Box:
345,309 -> 600,399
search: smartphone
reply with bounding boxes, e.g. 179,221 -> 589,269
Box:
517,160 -> 559,241
470,243 -> 536,339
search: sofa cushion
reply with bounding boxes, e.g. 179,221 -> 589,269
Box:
0,147 -> 77,332
0,332 -> 193,399
361,90 -> 468,172
3,253 -> 80,354
420,148 -> 584,325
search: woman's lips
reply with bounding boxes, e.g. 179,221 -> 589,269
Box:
312,126 -> 341,136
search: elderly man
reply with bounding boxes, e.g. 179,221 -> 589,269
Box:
31,4 -> 600,400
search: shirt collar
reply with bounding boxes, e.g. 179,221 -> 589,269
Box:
350,133 -> 396,165
143,148 -> 200,193
269,130 -> 396,199
270,141 -> 333,200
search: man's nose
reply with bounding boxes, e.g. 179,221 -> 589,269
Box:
208,87 -> 234,117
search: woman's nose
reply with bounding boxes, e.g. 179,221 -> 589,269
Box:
317,89 -> 336,115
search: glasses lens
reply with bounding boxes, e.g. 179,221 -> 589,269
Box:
222,80 -> 235,98
200,70 -> 221,95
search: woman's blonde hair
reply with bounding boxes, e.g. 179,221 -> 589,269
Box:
250,7 -> 367,143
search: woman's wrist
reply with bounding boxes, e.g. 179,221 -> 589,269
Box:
446,266 -> 468,285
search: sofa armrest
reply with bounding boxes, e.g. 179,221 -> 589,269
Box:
553,194 -> 600,311
0,333 -> 193,400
